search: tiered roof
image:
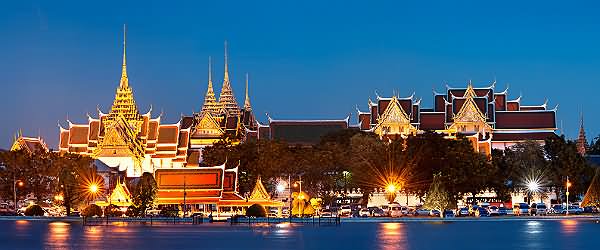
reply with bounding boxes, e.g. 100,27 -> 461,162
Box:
218,41 -> 240,116
201,57 -> 223,115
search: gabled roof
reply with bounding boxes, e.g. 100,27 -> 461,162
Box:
248,176 -> 271,201
372,95 -> 417,134
109,178 -> 132,206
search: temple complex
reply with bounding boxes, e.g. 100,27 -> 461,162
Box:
357,82 -> 557,154
55,28 -> 259,213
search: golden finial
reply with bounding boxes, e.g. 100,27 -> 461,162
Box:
208,56 -> 212,84
120,24 -> 128,88
224,40 -> 229,82
244,73 -> 252,111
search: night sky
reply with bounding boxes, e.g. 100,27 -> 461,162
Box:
1,0 -> 599,149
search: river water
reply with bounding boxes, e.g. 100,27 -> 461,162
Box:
1,219 -> 598,249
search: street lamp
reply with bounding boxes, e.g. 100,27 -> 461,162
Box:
13,179 -> 24,214
566,176 -> 571,215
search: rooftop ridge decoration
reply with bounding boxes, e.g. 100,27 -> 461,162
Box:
218,41 -> 241,116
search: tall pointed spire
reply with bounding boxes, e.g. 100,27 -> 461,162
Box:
224,40 -> 229,82
219,41 -> 240,116
577,112 -> 587,156
244,73 -> 252,111
120,24 -> 128,88
201,56 -> 221,114
107,24 -> 141,124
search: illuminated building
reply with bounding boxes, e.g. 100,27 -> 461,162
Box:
357,81 -> 557,154
53,28 -> 258,212
57,30 -> 256,177
10,131 -> 49,153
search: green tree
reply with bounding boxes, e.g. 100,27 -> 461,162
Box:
0,150 -> 29,204
55,153 -> 95,216
130,172 -> 157,217
545,135 -> 594,199
423,173 -> 451,211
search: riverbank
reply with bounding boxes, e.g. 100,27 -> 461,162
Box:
2,215 -> 599,224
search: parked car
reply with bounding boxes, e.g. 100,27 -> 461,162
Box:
564,205 -> 583,215
475,207 -> 489,217
488,206 -> 500,216
389,204 -> 403,217
551,204 -> 564,214
498,206 -> 508,216
443,209 -> 455,218
429,209 -> 441,217
457,207 -> 470,217
372,208 -> 386,217
513,203 -> 529,216
414,209 -> 431,216
530,203 -> 547,216
320,209 -> 335,217
339,205 -> 352,217
583,206 -> 599,214
359,208 -> 370,217
400,206 -> 410,216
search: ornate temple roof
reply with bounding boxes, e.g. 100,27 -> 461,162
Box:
248,176 -> 271,201
218,41 -> 240,116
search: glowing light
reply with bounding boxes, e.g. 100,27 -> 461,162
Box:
54,194 -> 64,201
89,184 -> 98,193
386,183 -> 397,193
526,180 -> 540,193
17,181 -> 24,187
566,181 -> 572,188
298,194 -> 304,200
276,183 -> 286,193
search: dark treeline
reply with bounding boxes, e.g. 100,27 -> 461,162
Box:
203,130 -> 594,207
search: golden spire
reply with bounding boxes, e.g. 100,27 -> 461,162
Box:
120,24 -> 128,88
202,56 -> 220,114
224,40 -> 229,82
244,73 -> 252,111
219,41 -> 240,116
105,24 -> 142,126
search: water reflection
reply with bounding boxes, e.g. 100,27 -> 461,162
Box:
560,219 -> 578,234
46,222 -> 71,249
378,223 -> 407,250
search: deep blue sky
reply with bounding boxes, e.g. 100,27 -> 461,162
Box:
1,0 -> 599,149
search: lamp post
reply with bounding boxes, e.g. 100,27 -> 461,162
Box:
565,176 -> 571,216
13,177 -> 24,214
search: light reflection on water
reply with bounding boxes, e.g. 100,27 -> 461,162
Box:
1,219 -> 597,250
560,219 -> 578,234
46,222 -> 71,249
378,223 -> 407,250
